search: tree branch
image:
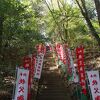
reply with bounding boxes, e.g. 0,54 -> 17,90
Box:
44,0 -> 66,42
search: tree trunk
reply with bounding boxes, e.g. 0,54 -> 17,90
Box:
94,0 -> 100,26
85,15 -> 100,46
75,0 -> 100,46
0,16 -> 4,55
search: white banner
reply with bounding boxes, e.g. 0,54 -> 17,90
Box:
34,55 -> 39,75
87,71 -> 100,100
68,48 -> 79,83
34,53 -> 44,79
14,68 -> 29,100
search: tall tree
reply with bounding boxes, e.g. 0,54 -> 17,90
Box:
75,0 -> 100,46
0,0 -> 46,67
94,0 -> 100,26
44,0 -> 90,44
0,16 -> 4,54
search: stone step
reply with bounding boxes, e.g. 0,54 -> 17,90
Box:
38,89 -> 67,93
37,95 -> 69,100
39,89 -> 67,94
39,87 -> 67,92
39,83 -> 63,86
36,51 -> 71,100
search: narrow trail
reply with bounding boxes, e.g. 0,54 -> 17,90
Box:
36,51 -> 72,100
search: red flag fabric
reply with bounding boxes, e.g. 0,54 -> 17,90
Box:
55,43 -> 67,64
76,46 -> 87,95
36,44 -> 46,54
23,54 -> 35,100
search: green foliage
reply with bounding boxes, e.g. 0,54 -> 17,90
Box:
44,0 -> 100,48
0,0 -> 46,67
0,0 -> 99,68
44,2 -> 90,45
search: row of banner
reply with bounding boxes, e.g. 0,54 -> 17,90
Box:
14,69 -> 100,100
55,43 -> 100,100
13,43 -> 100,100
14,44 -> 45,100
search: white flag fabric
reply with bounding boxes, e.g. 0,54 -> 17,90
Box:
14,68 -> 29,100
34,55 -> 39,76
68,48 -> 79,83
87,71 -> 100,100
34,53 -> 44,79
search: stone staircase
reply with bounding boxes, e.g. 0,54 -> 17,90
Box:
36,52 -> 72,100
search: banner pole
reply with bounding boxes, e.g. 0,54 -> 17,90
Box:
88,85 -> 93,100
86,73 -> 93,100
12,66 -> 18,100
76,84 -> 80,100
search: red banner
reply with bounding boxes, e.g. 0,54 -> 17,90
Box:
36,44 -> 46,54
23,54 -> 35,76
76,46 -> 87,95
23,54 -> 35,100
55,43 -> 67,64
